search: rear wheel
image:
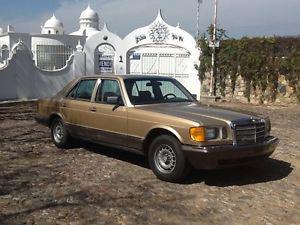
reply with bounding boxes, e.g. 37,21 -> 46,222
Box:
148,135 -> 191,182
51,117 -> 70,148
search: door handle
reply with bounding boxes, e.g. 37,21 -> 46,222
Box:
61,102 -> 67,107
89,107 -> 97,112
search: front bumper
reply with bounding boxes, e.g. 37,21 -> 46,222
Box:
182,136 -> 279,169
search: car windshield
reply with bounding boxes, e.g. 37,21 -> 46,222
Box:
124,77 -> 195,105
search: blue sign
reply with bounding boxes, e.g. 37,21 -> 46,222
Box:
131,53 -> 141,60
99,60 -> 113,73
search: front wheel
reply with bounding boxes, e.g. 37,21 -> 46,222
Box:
148,135 -> 191,182
51,117 -> 70,148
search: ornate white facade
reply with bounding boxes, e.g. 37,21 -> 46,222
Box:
0,6 -> 200,101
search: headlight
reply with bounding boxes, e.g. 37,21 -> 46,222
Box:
189,127 -> 222,142
205,128 -> 219,140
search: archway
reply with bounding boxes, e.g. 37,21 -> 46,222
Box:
127,44 -> 191,78
1,45 -> 9,61
94,43 -> 116,74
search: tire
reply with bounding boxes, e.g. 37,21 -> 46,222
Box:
51,117 -> 70,148
148,135 -> 191,182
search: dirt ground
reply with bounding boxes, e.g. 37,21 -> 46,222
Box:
0,101 -> 299,225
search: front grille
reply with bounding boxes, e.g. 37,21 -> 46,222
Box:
232,119 -> 266,146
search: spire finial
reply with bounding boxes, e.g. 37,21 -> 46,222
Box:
103,22 -> 108,30
156,9 -> 164,21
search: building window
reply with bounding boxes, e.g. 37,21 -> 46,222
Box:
36,45 -> 73,70
1,45 -> 9,61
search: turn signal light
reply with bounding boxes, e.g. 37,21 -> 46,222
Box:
189,127 -> 206,142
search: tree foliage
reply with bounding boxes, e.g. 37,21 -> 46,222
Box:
198,29 -> 300,102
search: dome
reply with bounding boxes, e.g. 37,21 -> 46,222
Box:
42,14 -> 64,34
80,5 -> 99,20
44,14 -> 63,28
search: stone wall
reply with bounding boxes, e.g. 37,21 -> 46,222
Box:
201,73 -> 299,104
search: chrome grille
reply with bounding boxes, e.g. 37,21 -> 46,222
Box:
232,119 -> 265,146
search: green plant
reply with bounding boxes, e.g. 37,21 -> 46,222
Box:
198,31 -> 300,103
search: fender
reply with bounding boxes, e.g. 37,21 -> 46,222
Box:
146,125 -> 184,144
49,111 -> 64,124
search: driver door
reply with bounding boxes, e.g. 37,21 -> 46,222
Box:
87,79 -> 128,147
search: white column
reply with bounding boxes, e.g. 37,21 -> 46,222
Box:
174,54 -> 177,78
156,53 -> 160,75
140,53 -> 143,75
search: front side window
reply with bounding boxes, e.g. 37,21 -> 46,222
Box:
96,79 -> 123,104
67,79 -> 96,101
124,78 -> 194,105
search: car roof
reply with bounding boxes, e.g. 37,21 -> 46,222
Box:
79,74 -> 173,80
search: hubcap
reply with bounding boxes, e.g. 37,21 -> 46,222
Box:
154,144 -> 176,174
53,121 -> 64,143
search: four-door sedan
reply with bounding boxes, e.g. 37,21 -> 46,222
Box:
36,75 -> 279,182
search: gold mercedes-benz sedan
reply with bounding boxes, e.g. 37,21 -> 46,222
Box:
36,75 -> 279,182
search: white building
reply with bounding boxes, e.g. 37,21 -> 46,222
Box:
0,6 -> 201,101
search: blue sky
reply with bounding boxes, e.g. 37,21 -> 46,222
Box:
0,0 -> 60,20
0,0 -> 299,38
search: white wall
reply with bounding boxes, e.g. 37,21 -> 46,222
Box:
0,35 -> 10,48
0,11 -> 201,101
83,11 -> 201,98
31,34 -> 85,49
83,25 -> 124,76
0,46 -> 86,101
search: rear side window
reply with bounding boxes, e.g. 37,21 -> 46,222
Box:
67,79 -> 96,101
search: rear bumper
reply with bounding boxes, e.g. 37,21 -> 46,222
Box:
182,136 -> 279,169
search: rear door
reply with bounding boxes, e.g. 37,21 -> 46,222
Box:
60,78 -> 98,138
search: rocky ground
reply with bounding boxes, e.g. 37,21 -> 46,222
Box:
0,101 -> 299,225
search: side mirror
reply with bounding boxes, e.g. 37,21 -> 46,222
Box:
108,96 -> 123,111
107,96 -> 119,105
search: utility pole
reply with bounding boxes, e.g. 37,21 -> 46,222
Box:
197,0 -> 203,38
209,0 -> 218,96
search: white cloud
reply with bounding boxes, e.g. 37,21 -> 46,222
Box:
0,0 -> 300,37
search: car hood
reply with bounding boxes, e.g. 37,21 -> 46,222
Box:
137,102 -> 261,125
